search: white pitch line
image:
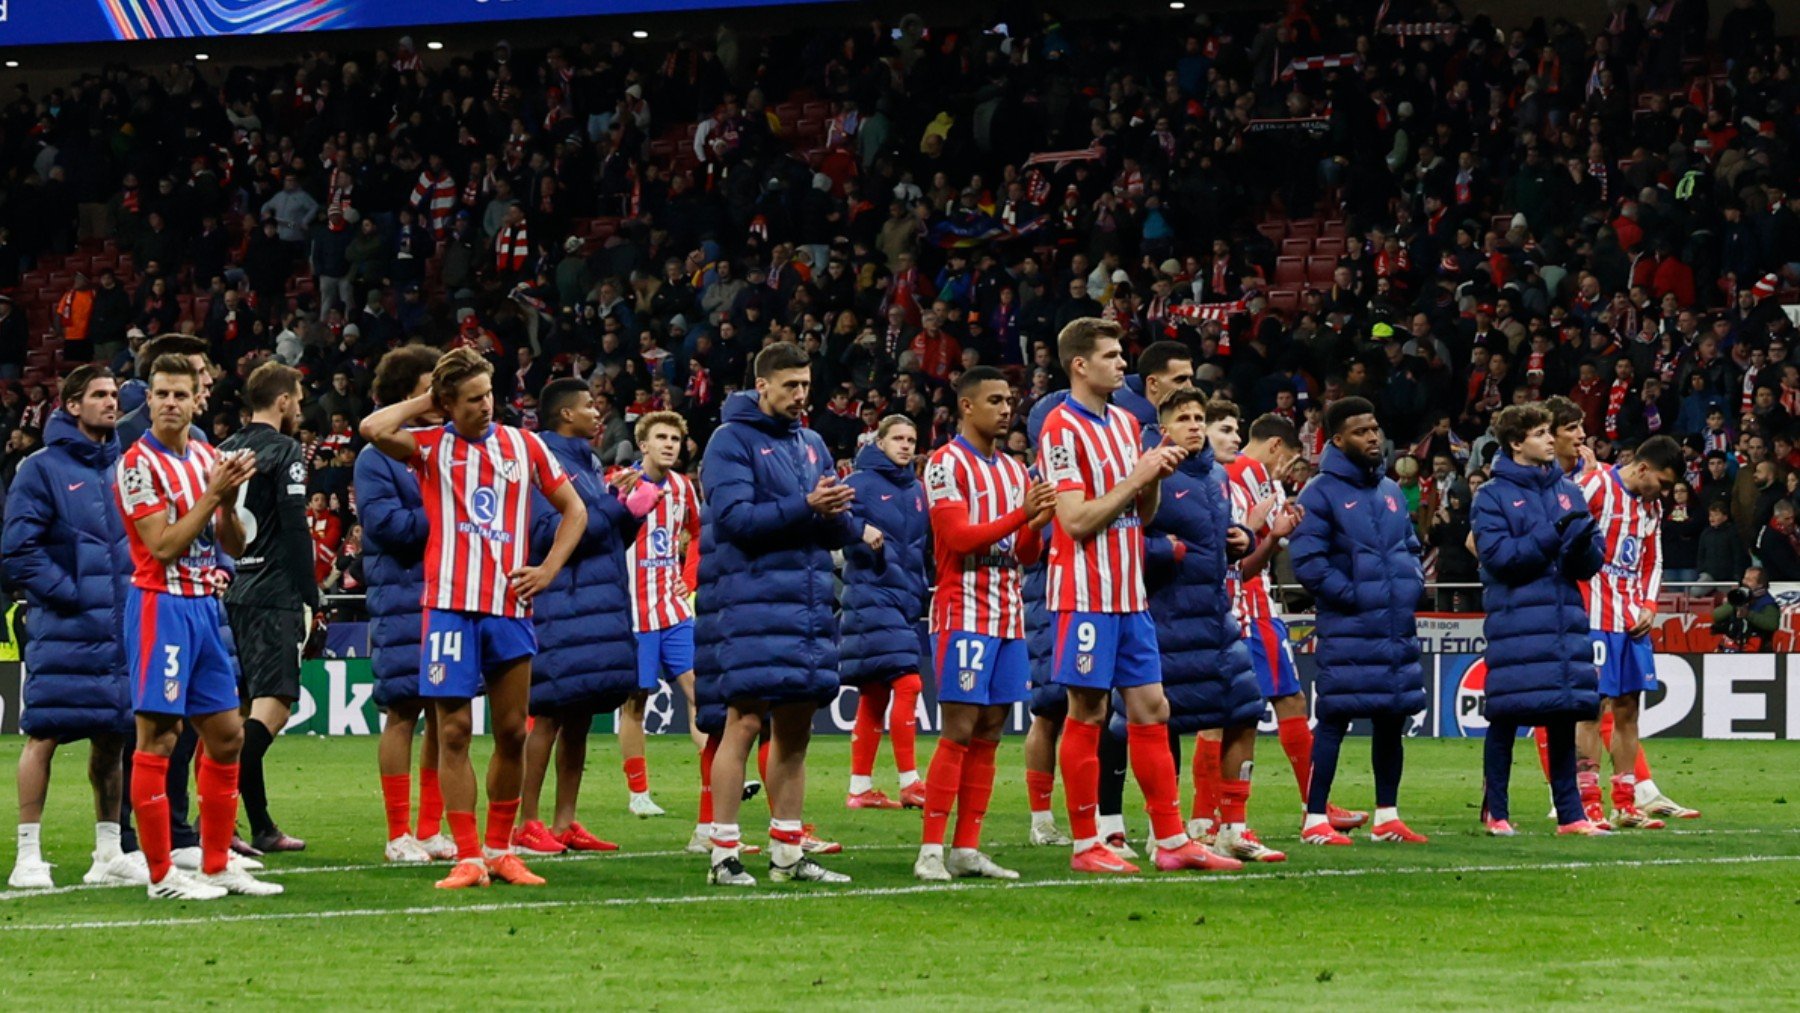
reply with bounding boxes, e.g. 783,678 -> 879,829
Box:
3,853 -> 1795,934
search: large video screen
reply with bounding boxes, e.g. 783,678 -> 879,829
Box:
0,0 -> 831,47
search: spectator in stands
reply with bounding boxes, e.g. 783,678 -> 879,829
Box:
1662,482 -> 1705,589
1754,500 -> 1800,582
0,296 -> 26,380
0,426 -> 43,507
53,273 -> 95,363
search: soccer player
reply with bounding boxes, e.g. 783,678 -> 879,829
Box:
1471,404 -> 1608,836
617,410 -> 706,819
696,342 -> 872,886
1140,391 -> 1285,862
118,352 -> 280,898
218,362 -> 318,853
1289,396 -> 1429,846
1219,410 -> 1368,833
1039,318 -> 1238,874
914,368 -> 1055,881
356,345 -> 453,863
515,378 -> 655,855
360,347 -> 589,889
1576,435 -> 1684,830
1540,396 -> 1699,821
841,415 -> 931,811
4,365 -> 147,888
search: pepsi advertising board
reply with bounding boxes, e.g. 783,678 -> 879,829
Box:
0,0 -> 834,47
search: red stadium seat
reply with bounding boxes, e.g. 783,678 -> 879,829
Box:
1273,256 -> 1304,287
1266,289 -> 1299,314
1285,219 -> 1320,240
1306,256 -> 1337,285
1256,221 -> 1286,243
1281,238 -> 1311,258
1313,236 -> 1345,256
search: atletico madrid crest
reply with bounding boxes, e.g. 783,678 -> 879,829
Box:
163,678 -> 180,703
428,663 -> 447,686
1075,653 -> 1094,675
959,669 -> 977,692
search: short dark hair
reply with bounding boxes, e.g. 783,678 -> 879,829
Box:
1635,434 -> 1683,475
243,362 -> 303,412
1136,340 -> 1193,382
1057,317 -> 1122,374
139,334 -> 207,369
60,364 -> 114,407
1247,412 -> 1300,448
954,365 -> 1007,402
1324,396 -> 1377,436
1543,395 -> 1585,431
539,377 -> 590,425
1158,386 -> 1209,419
1493,403 -> 1552,452
148,352 -> 200,386
1203,397 -> 1240,425
372,345 -> 440,407
754,341 -> 810,379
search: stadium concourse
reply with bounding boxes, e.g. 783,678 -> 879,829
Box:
0,0 -> 1799,1001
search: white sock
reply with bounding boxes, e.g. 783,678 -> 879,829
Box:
630,791 -> 653,802
897,769 -> 921,788
1096,813 -> 1125,839
17,823 -> 41,863
482,844 -> 513,858
95,822 -> 122,859
1375,806 -> 1399,825
770,841 -> 804,866
918,843 -> 944,860
1155,834 -> 1188,850
1303,813 -> 1331,831
950,846 -> 979,862
1073,836 -> 1102,854
694,821 -> 713,836
849,774 -> 874,794
1030,809 -> 1055,827
1219,822 -> 1246,837
709,823 -> 740,864
1636,778 -> 1659,805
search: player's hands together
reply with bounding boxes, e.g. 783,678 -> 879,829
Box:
1225,527 -> 1250,555
507,564 -> 555,604
206,451 -> 256,502
806,474 -> 854,516
862,525 -> 885,551
1269,503 -> 1304,538
1132,445 -> 1186,484
1248,494 -> 1278,531
1025,480 -> 1057,528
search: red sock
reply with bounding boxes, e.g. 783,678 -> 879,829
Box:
952,738 -> 998,850
698,733 -> 719,825
417,766 -> 444,839
1611,774 -> 1636,809
1219,778 -> 1250,825
196,754 -> 239,876
446,811 -> 481,860
1128,722 -> 1183,842
1533,726 -> 1553,780
1634,745 -> 1653,783
1025,769 -> 1055,813
1577,761 -> 1601,808
850,684 -> 889,779
769,821 -> 804,846
1276,715 -> 1313,803
1190,736 -> 1222,823
757,739 -> 772,814
381,773 -> 412,841
922,739 -> 966,846
485,798 -> 521,852
1599,709 -> 1615,749
1059,719 -> 1101,843
889,673 -> 921,774
623,756 -> 649,794
131,751 -> 172,883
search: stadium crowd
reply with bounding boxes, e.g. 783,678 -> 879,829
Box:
0,0 -> 1795,603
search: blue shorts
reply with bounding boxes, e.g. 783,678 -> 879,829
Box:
128,589 -> 240,717
637,620 -> 696,690
1594,631 -> 1657,697
932,631 -> 1028,706
1244,616 -> 1302,699
420,609 -> 538,699
1051,611 -> 1162,690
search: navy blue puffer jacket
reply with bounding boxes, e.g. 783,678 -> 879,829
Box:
695,392 -> 858,708
1290,445 -> 1427,721
355,445 -> 428,708
1143,439 -> 1263,732
838,442 -> 929,686
527,430 -> 641,716
1473,452 -> 1605,723
1,410 -> 131,740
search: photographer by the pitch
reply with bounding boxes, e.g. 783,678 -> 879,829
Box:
1711,567 -> 1779,651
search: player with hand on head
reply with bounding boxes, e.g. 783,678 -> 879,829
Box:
1576,435 -> 1684,831
914,368 -> 1054,882
356,345 -> 454,863
1224,412 -> 1367,833
514,379 -> 654,856
1289,396 -> 1429,846
1040,318 -> 1239,875
5,366 -> 147,889
695,342 -> 867,887
360,347 -> 589,889
118,353 -> 278,899
840,415 -> 931,812
615,410 -> 706,819
1472,403 -> 1608,836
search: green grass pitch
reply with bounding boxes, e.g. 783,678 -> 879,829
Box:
1,736 -> 1797,1007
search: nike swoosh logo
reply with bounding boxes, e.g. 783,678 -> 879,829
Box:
1342,501 -> 1358,510
927,811 -> 949,819
881,494 -> 893,501
1512,499 -> 1525,507
1111,768 -> 1128,778
1078,803 -> 1097,813
1097,858 -> 1126,871
760,448 -> 775,455
67,482 -> 85,491
1174,490 -> 1188,499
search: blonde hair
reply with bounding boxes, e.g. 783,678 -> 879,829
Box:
634,409 -> 687,445
431,346 -> 494,409
876,414 -> 916,441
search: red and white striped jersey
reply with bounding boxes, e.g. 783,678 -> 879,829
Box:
927,437 -> 1035,637
494,222 -> 529,273
1224,455 -> 1284,626
1578,465 -> 1662,632
117,434 -> 226,597
411,170 -> 458,237
1039,398 -> 1147,614
621,468 -> 701,632
410,423 -> 567,618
